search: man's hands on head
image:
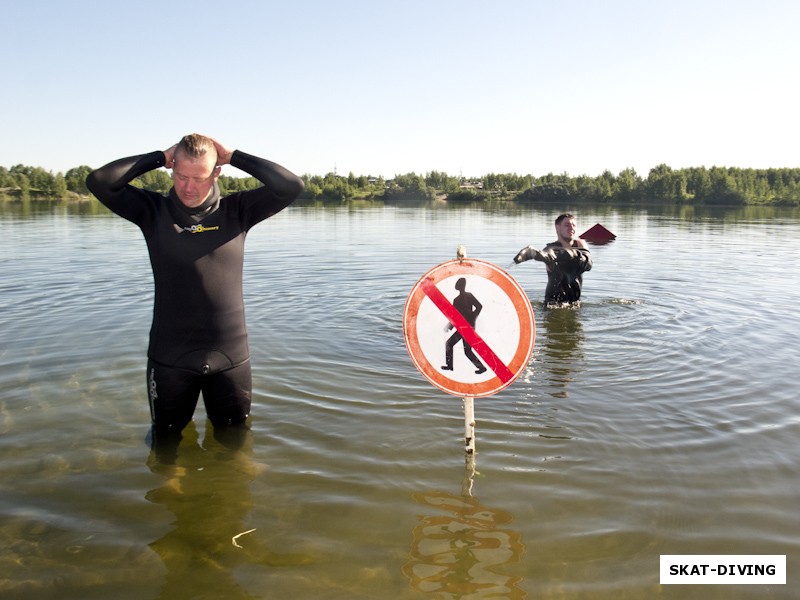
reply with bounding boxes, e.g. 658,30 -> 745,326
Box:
163,144 -> 177,169
210,138 -> 234,166
162,136 -> 235,169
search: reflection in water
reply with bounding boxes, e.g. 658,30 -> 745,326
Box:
539,306 -> 584,398
145,421 -> 312,599
404,461 -> 526,599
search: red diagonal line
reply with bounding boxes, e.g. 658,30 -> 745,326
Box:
420,277 -> 514,383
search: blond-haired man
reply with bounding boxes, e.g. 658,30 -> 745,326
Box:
87,134 -> 303,447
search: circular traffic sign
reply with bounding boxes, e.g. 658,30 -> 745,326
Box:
403,259 -> 535,397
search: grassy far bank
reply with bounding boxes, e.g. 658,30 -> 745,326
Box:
2,163 -> 800,207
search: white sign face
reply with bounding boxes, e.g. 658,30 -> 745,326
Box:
416,274 -> 520,384
403,259 -> 535,398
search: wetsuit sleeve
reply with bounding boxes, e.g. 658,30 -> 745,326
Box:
514,245 -> 537,263
228,150 -> 304,229
85,151 -> 165,227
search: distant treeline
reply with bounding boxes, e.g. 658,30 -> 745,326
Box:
2,163 -> 799,206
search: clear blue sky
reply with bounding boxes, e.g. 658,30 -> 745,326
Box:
2,0 -> 798,178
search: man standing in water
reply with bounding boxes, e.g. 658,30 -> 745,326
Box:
86,134 -> 304,442
513,213 -> 592,305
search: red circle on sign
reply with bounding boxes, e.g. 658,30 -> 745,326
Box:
403,259 -> 535,397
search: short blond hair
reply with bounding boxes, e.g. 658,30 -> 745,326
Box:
175,133 -> 216,162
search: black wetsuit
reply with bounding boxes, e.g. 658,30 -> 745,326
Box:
514,241 -> 593,305
541,241 -> 592,305
86,150 -> 303,430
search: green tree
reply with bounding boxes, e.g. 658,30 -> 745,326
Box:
137,169 -> 172,194
66,166 -> 93,195
0,166 -> 11,188
685,167 -> 710,202
645,164 -> 687,203
594,170 -> 615,202
385,172 -> 433,201
26,166 -> 52,191
613,168 -> 642,203
703,166 -> 745,205
53,173 -> 68,198
15,172 -> 31,199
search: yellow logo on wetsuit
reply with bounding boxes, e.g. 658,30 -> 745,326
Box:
185,224 -> 220,234
173,223 -> 222,234
191,224 -> 219,234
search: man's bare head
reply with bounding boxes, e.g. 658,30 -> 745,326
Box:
174,133 -> 217,165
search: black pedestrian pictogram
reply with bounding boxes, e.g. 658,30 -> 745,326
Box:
441,278 -> 487,374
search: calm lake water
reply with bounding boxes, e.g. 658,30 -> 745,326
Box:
1,199 -> 799,599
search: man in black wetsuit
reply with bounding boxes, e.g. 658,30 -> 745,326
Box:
86,134 -> 304,439
513,213 -> 592,305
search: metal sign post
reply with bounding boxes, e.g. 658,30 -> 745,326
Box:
463,395 -> 475,455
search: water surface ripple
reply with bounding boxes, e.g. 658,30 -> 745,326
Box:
1,203 -> 798,599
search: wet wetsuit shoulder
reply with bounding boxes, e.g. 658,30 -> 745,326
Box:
225,150 -> 304,230
85,151 -> 166,234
